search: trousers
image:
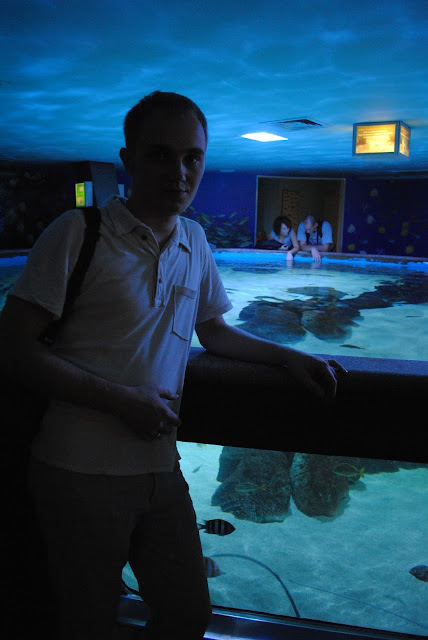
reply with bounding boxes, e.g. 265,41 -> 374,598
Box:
28,458 -> 212,640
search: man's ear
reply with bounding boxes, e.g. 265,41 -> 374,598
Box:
119,147 -> 133,175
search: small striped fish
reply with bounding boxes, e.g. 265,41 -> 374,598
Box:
198,519 -> 235,536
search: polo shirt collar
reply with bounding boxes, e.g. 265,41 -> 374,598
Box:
105,196 -> 191,252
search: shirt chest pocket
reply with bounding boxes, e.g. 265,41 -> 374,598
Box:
172,285 -> 198,340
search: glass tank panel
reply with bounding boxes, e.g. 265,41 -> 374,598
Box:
171,443 -> 428,637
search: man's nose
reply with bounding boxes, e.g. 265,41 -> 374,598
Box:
167,156 -> 186,180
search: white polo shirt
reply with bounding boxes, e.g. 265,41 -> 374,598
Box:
11,196 -> 232,474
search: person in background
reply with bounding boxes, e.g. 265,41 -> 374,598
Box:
297,214 -> 334,262
267,215 -> 299,260
0,91 -> 346,640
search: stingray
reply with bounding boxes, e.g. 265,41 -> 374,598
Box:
238,275 -> 428,345
238,300 -> 306,343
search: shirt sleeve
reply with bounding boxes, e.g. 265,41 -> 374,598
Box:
195,238 -> 232,325
10,209 -> 86,318
321,221 -> 333,244
296,222 -> 306,242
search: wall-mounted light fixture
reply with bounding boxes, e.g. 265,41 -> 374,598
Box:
352,121 -> 410,158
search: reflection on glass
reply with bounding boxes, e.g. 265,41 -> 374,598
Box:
174,443 -> 428,637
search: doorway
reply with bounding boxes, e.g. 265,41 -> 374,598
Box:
256,176 -> 345,251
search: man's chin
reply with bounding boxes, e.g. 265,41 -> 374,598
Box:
164,196 -> 194,216
132,192 -> 194,218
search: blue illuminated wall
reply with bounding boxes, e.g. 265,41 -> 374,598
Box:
192,171 -> 257,222
192,173 -> 428,258
189,172 -> 257,248
1,165 -> 427,257
342,178 -> 428,257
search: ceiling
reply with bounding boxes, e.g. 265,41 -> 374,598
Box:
1,0 -> 428,178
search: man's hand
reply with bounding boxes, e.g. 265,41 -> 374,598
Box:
311,247 -> 322,263
285,351 -> 347,401
114,383 -> 181,440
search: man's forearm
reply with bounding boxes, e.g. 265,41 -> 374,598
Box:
299,243 -> 330,252
3,341 -> 121,416
196,320 -> 299,367
196,317 -> 345,400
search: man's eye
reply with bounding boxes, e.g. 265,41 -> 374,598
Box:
147,149 -> 168,160
186,154 -> 201,165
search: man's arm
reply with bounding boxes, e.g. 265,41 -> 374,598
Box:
297,241 -> 333,263
316,242 -> 334,252
195,315 -> 346,401
298,241 -> 332,252
0,296 -> 180,438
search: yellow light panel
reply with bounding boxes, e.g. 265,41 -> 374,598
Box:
353,121 -> 410,158
354,123 -> 396,154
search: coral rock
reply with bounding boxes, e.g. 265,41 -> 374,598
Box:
212,447 -> 293,523
290,453 -> 350,518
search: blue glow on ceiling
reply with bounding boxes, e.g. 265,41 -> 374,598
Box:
1,0 -> 427,176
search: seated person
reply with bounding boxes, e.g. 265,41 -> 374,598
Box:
297,215 -> 334,262
266,215 -> 299,260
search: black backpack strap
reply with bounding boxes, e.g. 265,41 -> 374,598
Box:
306,220 -> 323,245
61,206 -> 101,321
317,220 -> 324,244
40,206 -> 101,345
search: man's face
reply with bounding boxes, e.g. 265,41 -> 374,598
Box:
120,108 -> 206,219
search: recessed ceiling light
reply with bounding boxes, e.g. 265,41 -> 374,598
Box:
241,132 -> 288,142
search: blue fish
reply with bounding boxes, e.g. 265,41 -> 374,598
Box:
198,519 -> 235,536
340,344 -> 366,350
409,565 -> 428,582
332,463 -> 364,480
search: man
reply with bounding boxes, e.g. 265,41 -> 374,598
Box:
0,92 -> 345,640
297,214 -> 334,262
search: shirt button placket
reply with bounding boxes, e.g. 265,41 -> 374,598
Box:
155,257 -> 165,307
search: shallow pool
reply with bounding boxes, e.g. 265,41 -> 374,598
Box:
1,252 -> 427,362
198,251 -> 428,362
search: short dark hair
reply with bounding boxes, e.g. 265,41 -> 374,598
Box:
273,215 -> 292,236
123,91 -> 208,154
304,215 -> 316,225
